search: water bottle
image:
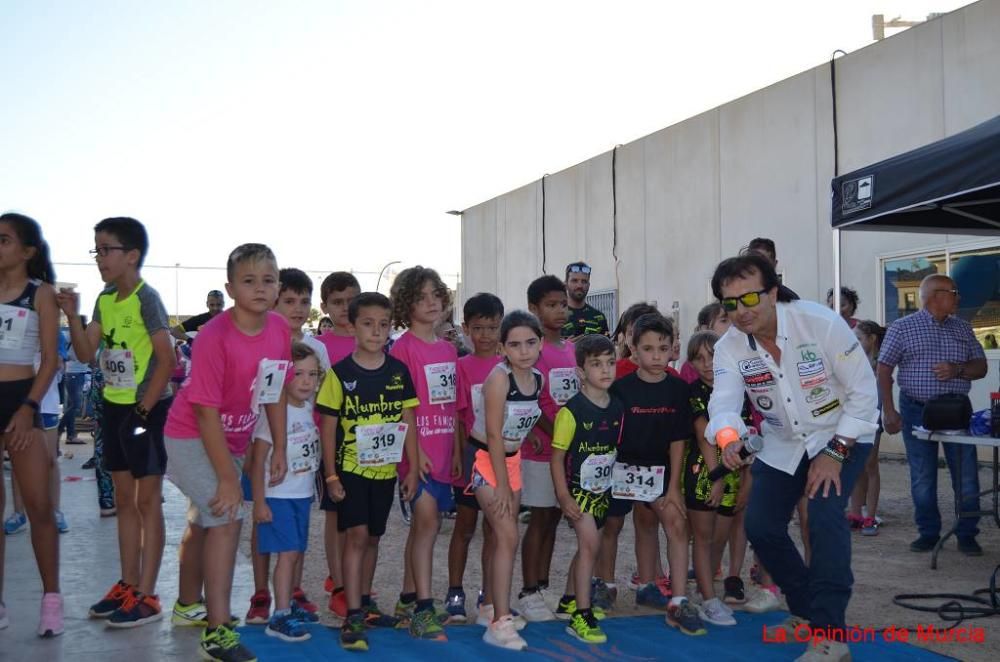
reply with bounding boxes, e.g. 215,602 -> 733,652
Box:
991,392 -> 1000,439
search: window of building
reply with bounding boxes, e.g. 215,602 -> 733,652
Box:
880,243 -> 1000,352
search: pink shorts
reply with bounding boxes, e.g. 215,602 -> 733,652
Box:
472,448 -> 522,492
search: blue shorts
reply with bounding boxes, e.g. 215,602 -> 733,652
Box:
241,473 -> 253,501
257,497 -> 313,554
413,478 -> 455,512
42,413 -> 59,429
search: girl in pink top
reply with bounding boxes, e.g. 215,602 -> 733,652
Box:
163,244 -> 290,661
388,266 -> 460,639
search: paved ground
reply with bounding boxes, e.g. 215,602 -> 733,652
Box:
2,435 -> 999,661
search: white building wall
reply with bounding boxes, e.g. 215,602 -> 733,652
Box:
461,1 -> 1000,447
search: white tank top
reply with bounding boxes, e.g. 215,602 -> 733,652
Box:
0,279 -> 42,366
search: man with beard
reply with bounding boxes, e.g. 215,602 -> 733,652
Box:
562,262 -> 609,339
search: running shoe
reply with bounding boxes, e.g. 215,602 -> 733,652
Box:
329,588 -> 348,618
517,590 -> 555,622
475,604 -> 527,629
200,624 -> 257,661
362,601 -> 400,628
54,510 -> 69,534
408,608 -> 447,641
567,610 -> 606,644
590,578 -> 614,610
107,591 -> 164,628
796,640 -> 851,661
482,614 -> 527,651
636,582 -> 669,609
860,517 -> 879,536
292,587 -> 318,614
629,571 -> 641,590
444,588 -> 467,623
265,611 -> 311,642
655,575 -> 672,598
394,599 -> 415,625
723,576 -> 746,605
698,597 -> 736,626
743,586 -> 782,613
89,580 -> 132,618
37,593 -> 64,638
245,589 -> 271,625
324,575 -> 334,593
665,598 -> 706,636
846,513 -> 863,530
290,600 -> 319,623
3,511 -> 27,536
555,598 -> 606,620
171,601 -> 239,627
763,614 -> 809,641
341,612 -> 369,651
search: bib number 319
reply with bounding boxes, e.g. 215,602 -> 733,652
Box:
355,422 -> 409,467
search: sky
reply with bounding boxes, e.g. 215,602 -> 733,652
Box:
0,0 -> 973,317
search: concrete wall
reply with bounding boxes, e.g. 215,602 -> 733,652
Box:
461,1 -> 1000,452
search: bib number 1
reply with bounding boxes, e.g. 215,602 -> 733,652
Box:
251,359 -> 290,410
0,304 -> 28,350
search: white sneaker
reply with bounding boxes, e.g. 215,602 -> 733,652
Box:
476,604 -> 527,630
698,597 -> 736,626
483,614 -> 527,651
796,640 -> 851,661
743,587 -> 782,613
518,591 -> 555,622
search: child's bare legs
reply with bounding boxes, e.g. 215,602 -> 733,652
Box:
11,430 -> 59,593
475,486 -> 520,618
0,442 -> 5,602
44,428 -> 60,509
567,514 -> 600,610
177,523 -> 205,604
447,503 -> 478,590
688,509 -> 716,599
272,551 -> 300,611
710,514 -> 734,583
596,515 -> 623,583
343,525 -> 370,610
204,519 -> 242,627
112,472 -> 165,595
250,523 -> 270,593
522,507 -> 559,590
407,492 -> 442,601
657,502 -> 689,600
480,519 -> 494,603
324,511 -> 343,589
727,509 -> 748,578
293,555 -> 304,592
864,437 -> 881,519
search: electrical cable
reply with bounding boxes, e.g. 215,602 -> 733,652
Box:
893,564 -> 1000,627
830,49 -> 847,177
541,174 -> 548,274
612,145 -> 621,297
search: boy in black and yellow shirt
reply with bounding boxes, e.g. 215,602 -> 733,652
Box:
550,335 -> 622,645
316,292 -> 420,652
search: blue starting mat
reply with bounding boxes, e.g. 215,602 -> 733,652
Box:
238,612 -> 955,660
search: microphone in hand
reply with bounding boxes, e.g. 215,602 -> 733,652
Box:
708,433 -> 763,481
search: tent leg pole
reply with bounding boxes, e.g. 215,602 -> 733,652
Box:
833,229 -> 842,313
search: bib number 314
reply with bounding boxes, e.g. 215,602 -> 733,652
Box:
251,359 -> 290,410
611,463 -> 665,502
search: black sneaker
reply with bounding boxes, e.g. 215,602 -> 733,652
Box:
723,576 -> 746,605
341,612 -> 369,651
200,624 -> 257,661
957,537 -> 983,556
909,535 -> 941,552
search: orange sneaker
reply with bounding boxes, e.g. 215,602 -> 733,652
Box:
328,588 -> 347,618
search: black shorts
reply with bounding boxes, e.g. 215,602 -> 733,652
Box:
608,462 -> 670,519
102,398 -> 170,478
453,440 -> 480,510
0,379 -> 42,433
337,472 -> 396,537
318,460 -> 339,512
683,448 -> 739,517
572,487 -> 609,529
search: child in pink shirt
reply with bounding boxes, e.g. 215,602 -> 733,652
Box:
518,275 -> 578,622
445,293 -> 504,624
164,244 -> 291,662
389,266 -> 462,640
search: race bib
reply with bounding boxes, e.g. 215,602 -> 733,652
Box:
424,362 -> 457,405
548,367 -> 579,405
101,349 -> 136,389
580,453 -> 616,493
611,463 -> 665,502
0,304 -> 28,350
288,428 -> 320,475
251,359 -> 290,410
501,401 -> 541,451
356,422 -> 408,467
471,384 -> 485,430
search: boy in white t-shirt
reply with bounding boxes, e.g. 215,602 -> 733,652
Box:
245,268 -> 330,625
250,342 -> 324,642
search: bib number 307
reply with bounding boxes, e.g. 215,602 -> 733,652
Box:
355,422 -> 409,467
611,463 -> 665,502
251,359 -> 290,410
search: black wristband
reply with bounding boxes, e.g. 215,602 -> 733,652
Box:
22,398 -> 40,412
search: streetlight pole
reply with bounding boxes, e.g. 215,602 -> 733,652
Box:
376,260 -> 402,293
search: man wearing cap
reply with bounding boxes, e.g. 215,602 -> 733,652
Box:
170,289 -> 225,342
705,253 -> 878,662
562,261 -> 609,339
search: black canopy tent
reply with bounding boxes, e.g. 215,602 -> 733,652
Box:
831,114 -> 1000,235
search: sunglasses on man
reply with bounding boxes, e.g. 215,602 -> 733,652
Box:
567,265 -> 592,275
720,288 -> 770,312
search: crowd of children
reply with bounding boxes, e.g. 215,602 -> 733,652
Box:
0,214 -> 890,661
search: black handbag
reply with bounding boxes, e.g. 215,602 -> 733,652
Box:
922,394 -> 973,431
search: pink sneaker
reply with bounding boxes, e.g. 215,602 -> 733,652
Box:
37,592 -> 64,638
